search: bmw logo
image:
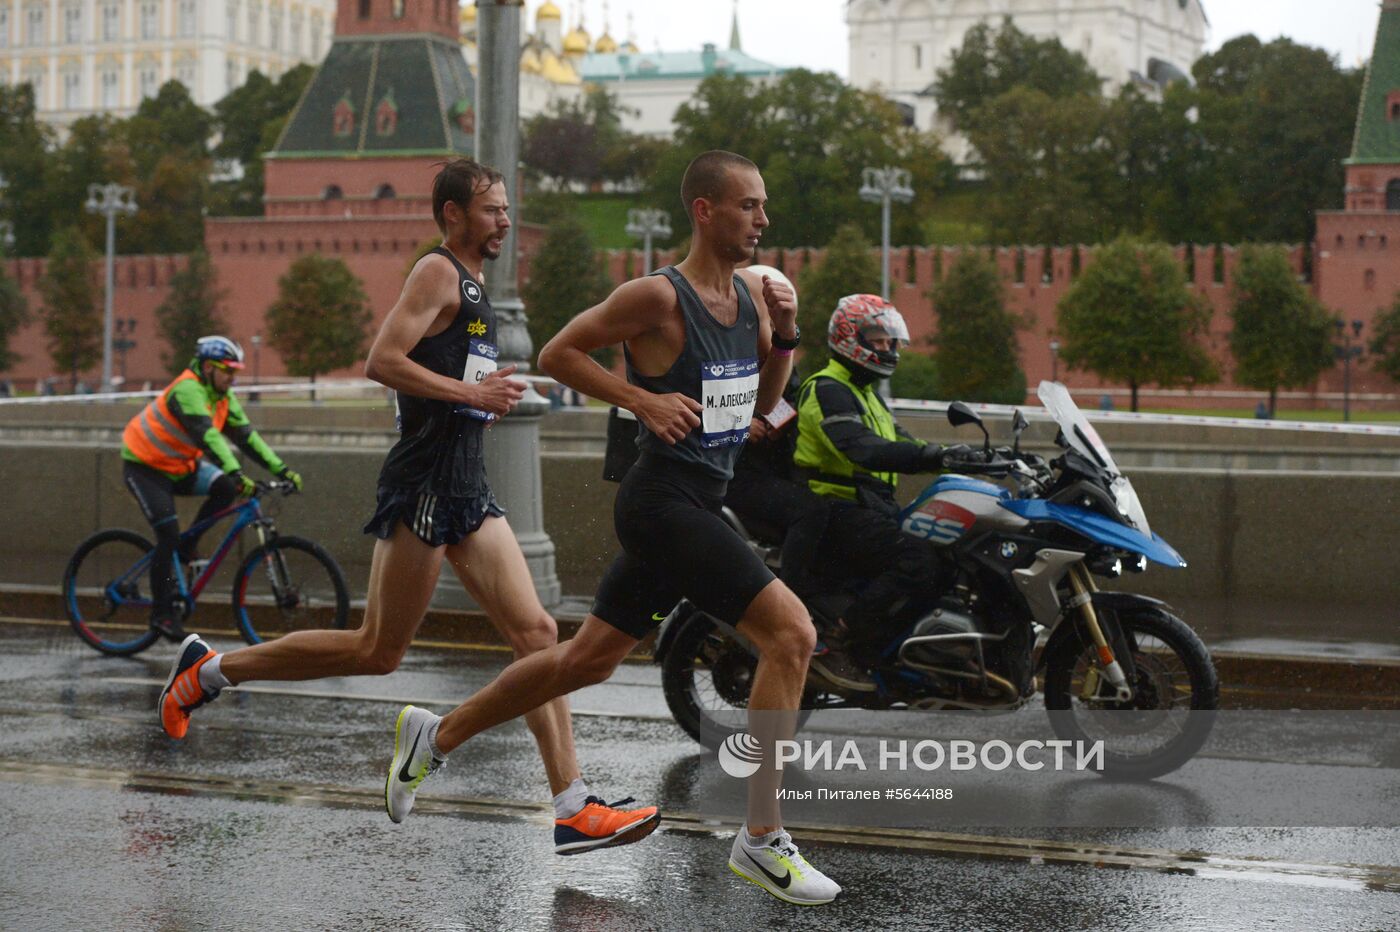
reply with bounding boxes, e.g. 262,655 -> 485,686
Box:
999,541 -> 1019,560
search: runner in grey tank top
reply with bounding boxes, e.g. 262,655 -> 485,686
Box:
625,265 -> 761,480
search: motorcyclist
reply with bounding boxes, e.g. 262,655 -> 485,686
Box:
120,335 -> 302,640
794,294 -> 973,692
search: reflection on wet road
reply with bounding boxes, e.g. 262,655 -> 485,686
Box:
2,623 -> 1398,931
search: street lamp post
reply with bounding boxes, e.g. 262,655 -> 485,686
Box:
1049,339 -> 1061,383
250,332 -> 262,402
0,171 -> 13,254
1334,319 -> 1364,422
85,182 -> 138,392
858,166 -> 914,301
113,317 -> 137,383
625,208 -> 672,274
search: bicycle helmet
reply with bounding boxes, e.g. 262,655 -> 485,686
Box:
193,335 -> 245,370
827,294 -> 909,378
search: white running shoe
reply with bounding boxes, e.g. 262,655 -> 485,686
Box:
729,828 -> 841,905
385,705 -> 446,824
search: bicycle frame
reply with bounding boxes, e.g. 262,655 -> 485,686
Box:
103,496 -> 277,612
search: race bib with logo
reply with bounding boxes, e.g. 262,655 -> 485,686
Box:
453,339 -> 499,421
700,357 -> 760,448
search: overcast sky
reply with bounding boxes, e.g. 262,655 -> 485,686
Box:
543,1 -> 1382,76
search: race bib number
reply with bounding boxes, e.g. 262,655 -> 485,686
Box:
700,357 -> 760,448
454,339 -> 499,421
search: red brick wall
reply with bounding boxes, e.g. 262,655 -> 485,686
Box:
263,157 -> 442,219
335,0 -> 458,40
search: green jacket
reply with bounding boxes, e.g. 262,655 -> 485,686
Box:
121,370 -> 284,480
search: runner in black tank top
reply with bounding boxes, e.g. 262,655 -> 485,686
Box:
365,245 -> 505,545
154,159 -> 660,862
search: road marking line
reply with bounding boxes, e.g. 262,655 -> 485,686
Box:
0,759 -> 1394,893
98,676 -> 673,721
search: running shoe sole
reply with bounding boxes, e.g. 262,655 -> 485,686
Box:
728,857 -> 838,906
555,810 -> 661,855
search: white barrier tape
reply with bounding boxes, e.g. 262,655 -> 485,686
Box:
887,397 -> 1400,437
4,378 -> 1399,437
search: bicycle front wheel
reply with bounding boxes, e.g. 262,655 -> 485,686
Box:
232,536 -> 350,644
63,528 -> 163,656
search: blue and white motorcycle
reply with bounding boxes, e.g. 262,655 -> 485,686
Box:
657,382 -> 1220,780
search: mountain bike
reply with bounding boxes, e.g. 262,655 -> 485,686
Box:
63,479 -> 349,655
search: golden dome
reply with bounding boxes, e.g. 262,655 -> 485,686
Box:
460,3 -> 476,22
521,46 -> 543,74
537,1 -> 561,21
594,31 -> 618,54
562,26 -> 589,55
622,39 -> 639,54
540,50 -> 581,85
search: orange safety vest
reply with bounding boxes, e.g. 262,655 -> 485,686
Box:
122,370 -> 229,475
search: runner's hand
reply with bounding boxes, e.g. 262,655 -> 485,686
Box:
634,391 -> 702,445
466,364 -> 527,417
747,417 -> 772,443
228,471 -> 257,497
762,275 -> 798,341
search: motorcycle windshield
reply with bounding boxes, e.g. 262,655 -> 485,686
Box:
1036,381 -> 1152,535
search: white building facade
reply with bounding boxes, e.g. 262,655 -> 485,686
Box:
847,0 -> 1209,133
0,0 -> 335,126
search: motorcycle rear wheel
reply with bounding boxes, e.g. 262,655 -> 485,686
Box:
1043,607 -> 1218,781
661,609 -> 813,750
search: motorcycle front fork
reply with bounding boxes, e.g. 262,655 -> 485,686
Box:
1066,566 -> 1133,703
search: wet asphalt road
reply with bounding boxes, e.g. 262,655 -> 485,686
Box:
2,620 -> 1399,932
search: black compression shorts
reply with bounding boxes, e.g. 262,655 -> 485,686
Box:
363,485 -> 505,547
591,453 -> 776,640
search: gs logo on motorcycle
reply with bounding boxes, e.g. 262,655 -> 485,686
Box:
902,499 -> 976,544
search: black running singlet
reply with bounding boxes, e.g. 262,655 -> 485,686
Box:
625,266 -> 761,481
376,246 -> 498,497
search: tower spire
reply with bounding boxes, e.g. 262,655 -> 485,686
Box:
729,0 -> 741,52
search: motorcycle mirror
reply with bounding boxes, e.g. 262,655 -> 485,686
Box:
947,401 -> 990,450
1011,409 -> 1029,453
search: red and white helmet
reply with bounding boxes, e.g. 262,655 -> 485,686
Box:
827,294 -> 909,378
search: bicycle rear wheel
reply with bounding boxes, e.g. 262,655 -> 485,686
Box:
231,536 -> 350,644
63,528 -> 163,656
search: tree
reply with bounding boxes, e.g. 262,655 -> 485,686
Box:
0,261 -> 29,372
795,223 -> 881,378
1056,238 -> 1218,411
0,84 -> 55,256
265,255 -> 372,394
521,207 -> 616,368
1190,37 -> 1363,243
929,251 -> 1026,403
932,17 -> 1102,133
39,227 -> 102,389
1367,294 -> 1400,386
890,350 -> 939,401
523,87 -> 649,189
210,66 -> 315,216
1228,245 -> 1334,416
155,250 -> 228,376
650,70 -> 951,249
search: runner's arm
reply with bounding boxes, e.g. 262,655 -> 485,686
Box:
737,269 -> 796,419
365,254 -> 515,407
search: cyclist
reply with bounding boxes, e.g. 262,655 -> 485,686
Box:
795,295 -> 973,692
156,158 -> 658,858
121,335 -> 301,640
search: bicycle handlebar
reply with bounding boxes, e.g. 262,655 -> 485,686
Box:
254,479 -> 298,496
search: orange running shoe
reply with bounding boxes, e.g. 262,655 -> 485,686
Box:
157,634 -> 221,739
554,796 -> 660,855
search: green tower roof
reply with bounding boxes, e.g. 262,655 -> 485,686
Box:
269,33 -> 475,159
1348,1 -> 1400,165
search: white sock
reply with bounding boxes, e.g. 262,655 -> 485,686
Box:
553,777 -> 591,819
426,716 -> 446,760
744,826 -> 782,848
198,654 -> 231,692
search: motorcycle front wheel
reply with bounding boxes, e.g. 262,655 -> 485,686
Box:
1043,606 -> 1219,781
660,609 -> 812,750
